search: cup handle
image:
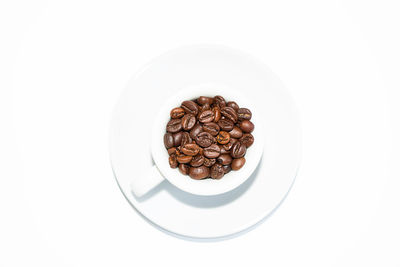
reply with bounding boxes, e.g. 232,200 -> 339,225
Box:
130,165 -> 165,198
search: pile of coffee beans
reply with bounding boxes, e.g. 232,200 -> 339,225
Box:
164,95 -> 254,180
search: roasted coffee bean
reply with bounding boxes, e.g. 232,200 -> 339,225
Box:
219,145 -> 229,154
181,143 -> 200,156
231,157 -> 246,170
179,164 -> 189,175
214,95 -> 226,109
222,138 -> 237,151
195,132 -> 215,148
203,144 -> 220,158
169,154 -> 178,168
237,108 -> 252,120
197,96 -> 214,105
181,100 -> 199,115
177,154 -> 193,164
181,132 -> 192,146
218,118 -> 234,131
227,101 -> 239,111
222,164 -> 232,174
166,119 -> 182,133
216,131 -> 230,144
229,126 -> 243,139
196,104 -> 207,117
167,147 -> 176,155
201,103 -> 211,110
189,166 -> 210,180
198,146 -> 204,156
217,154 -> 232,165
240,133 -> 254,147
164,133 -> 174,149
181,114 -> 196,130
165,95 -> 254,179
239,120 -> 254,133
203,157 -> 216,167
172,131 -> 184,146
231,141 -> 246,158
189,124 -> 203,139
202,122 -> 220,136
170,107 -> 185,119
190,154 -> 205,167
213,106 -> 221,122
210,163 -> 224,179
221,106 -> 238,123
198,104 -> 211,117
198,110 -> 215,123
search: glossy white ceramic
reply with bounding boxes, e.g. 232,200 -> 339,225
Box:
110,45 -> 301,239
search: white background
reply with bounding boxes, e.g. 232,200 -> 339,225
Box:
1,0 -> 399,266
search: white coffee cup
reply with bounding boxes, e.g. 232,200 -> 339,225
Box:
131,83 -> 265,197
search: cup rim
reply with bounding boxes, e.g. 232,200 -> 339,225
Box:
151,83 -> 265,196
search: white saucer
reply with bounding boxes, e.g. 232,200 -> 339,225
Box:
110,45 -> 301,239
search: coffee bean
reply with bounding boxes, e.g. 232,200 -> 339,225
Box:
169,154 -> 178,168
189,166 -> 210,180
237,108 -> 252,120
229,126 -> 243,139
164,133 -> 174,149
198,146 -> 204,156
219,145 -> 229,154
172,131 -> 183,146
198,110 -> 215,123
199,103 -> 211,115
177,154 -> 193,164
216,131 -> 230,144
167,147 -> 176,155
218,118 -> 234,131
227,101 -> 239,111
217,154 -> 232,165
170,107 -> 185,119
197,104 -> 210,119
181,143 -> 200,156
202,122 -> 220,136
203,144 -> 220,158
179,164 -> 189,175
231,157 -> 246,170
197,96 -> 214,105
210,163 -> 224,179
189,124 -> 203,139
181,100 -> 199,115
180,132 -> 192,146
181,114 -> 196,130
230,141 -> 246,158
195,132 -> 215,148
222,138 -> 237,151
165,95 -> 254,179
201,103 -> 211,109
212,106 -> 221,122
222,164 -> 232,174
214,95 -> 226,109
190,154 -> 205,167
203,157 -> 216,167
239,120 -> 254,133
166,119 -> 182,133
221,106 -> 238,123
240,133 -> 254,147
